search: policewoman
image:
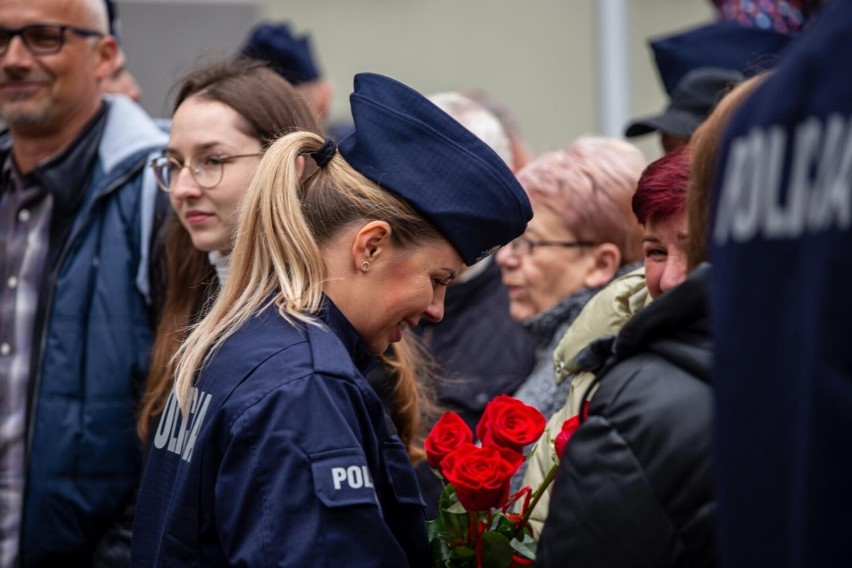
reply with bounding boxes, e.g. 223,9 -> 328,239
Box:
131,72 -> 532,567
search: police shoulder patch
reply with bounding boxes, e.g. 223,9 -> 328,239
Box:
310,448 -> 379,508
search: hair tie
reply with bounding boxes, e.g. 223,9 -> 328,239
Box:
311,138 -> 336,168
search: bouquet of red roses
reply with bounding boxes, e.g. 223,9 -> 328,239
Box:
424,395 -> 581,567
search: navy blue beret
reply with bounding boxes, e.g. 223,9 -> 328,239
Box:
651,21 -> 796,95
337,73 -> 532,265
241,22 -> 320,86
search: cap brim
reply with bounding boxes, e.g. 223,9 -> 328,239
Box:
624,109 -> 702,139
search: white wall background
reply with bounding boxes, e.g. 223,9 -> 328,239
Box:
120,0 -> 714,160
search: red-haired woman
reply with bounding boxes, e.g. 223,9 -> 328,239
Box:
632,145 -> 691,299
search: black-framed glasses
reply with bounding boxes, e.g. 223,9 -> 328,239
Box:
150,152 -> 263,192
505,236 -> 596,257
0,24 -> 104,57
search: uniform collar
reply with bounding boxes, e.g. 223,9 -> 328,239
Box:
319,296 -> 378,376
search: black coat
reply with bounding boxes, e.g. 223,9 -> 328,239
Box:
415,259 -> 534,430
537,264 -> 715,568
413,259 -> 534,518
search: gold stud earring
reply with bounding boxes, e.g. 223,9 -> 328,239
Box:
360,260 -> 370,272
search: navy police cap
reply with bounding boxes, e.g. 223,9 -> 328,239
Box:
241,22 -> 320,86
651,21 -> 796,95
337,73 -> 532,265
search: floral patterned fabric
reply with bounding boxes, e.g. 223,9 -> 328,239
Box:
712,0 -> 824,33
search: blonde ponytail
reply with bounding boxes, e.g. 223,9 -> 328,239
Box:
172,132 -> 328,410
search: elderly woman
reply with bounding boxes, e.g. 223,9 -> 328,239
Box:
131,73 -> 531,567
495,137 -> 645,420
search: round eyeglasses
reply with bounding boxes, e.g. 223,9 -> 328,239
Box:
504,236 -> 596,257
0,24 -> 104,57
150,152 -> 263,193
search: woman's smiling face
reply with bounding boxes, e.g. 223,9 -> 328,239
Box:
642,209 -> 689,299
349,238 -> 462,355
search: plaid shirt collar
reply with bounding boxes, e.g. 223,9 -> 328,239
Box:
1,102 -> 108,214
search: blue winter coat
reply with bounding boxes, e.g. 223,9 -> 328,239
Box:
0,96 -> 167,566
132,300 -> 430,567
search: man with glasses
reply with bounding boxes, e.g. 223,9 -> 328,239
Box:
0,0 -> 166,566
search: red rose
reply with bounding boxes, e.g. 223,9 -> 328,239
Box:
425,412 -> 474,469
440,443 -> 524,512
476,395 -> 546,453
554,402 -> 590,458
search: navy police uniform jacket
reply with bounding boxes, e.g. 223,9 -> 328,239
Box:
131,300 -> 430,567
710,2 -> 852,566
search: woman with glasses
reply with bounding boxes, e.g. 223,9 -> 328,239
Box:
131,70 -> 531,566
495,137 -> 645,424
138,60 -> 317,447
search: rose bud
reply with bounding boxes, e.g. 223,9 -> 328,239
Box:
424,412 -> 474,470
555,402 -> 590,458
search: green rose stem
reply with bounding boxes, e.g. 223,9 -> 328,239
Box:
515,463 -> 559,540
470,510 -> 487,568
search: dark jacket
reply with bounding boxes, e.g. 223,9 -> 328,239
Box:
537,264 -> 715,568
415,259 -> 534,430
0,96 -> 167,566
132,300 -> 430,567
413,259 -> 533,519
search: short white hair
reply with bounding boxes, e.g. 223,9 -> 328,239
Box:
428,91 -> 513,168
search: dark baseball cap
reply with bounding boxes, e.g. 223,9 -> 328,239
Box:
625,67 -> 745,139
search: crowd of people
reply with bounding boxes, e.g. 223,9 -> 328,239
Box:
0,0 -> 846,566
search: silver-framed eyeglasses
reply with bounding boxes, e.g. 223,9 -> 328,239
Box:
150,152 -> 264,192
0,24 -> 104,57
505,236 -> 596,257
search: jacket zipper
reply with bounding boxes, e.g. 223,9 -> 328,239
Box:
19,161 -> 145,556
